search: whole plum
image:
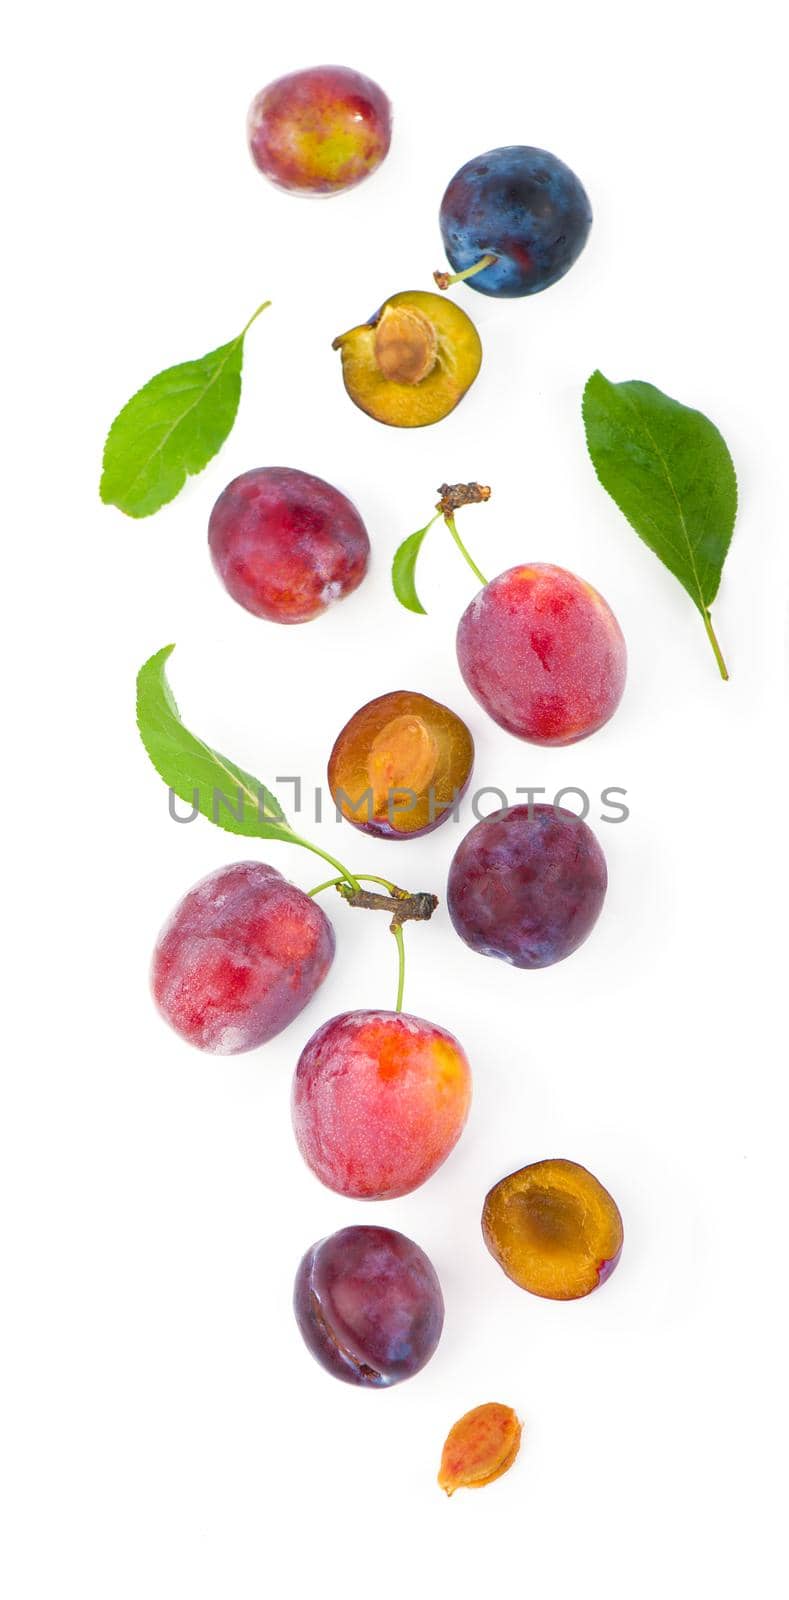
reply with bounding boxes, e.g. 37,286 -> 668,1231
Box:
247,66 -> 391,196
151,861 -> 335,1053
438,145 -> 592,298
208,467 -> 370,624
292,1009 -> 472,1198
447,804 -> 607,969
456,563 -> 626,745
294,1226 -> 444,1387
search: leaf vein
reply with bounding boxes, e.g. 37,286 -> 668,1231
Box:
116,338 -> 242,501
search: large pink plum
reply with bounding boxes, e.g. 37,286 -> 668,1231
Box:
292,1010 -> 472,1199
151,862 -> 335,1054
208,467 -> 370,624
447,804 -> 607,969
456,563 -> 626,745
247,66 -> 391,196
294,1226 -> 444,1387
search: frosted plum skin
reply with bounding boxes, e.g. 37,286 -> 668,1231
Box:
151,861 -> 335,1053
456,564 -> 626,745
439,145 -> 592,298
293,1226 -> 444,1387
447,805 -> 607,969
247,66 -> 391,196
208,467 -> 370,624
292,1009 -> 472,1199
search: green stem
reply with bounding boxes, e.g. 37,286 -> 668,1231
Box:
356,874 -> 400,895
434,254 -> 498,290
307,877 -> 343,898
703,610 -> 729,680
239,298 -> 272,339
307,872 -> 409,1013
392,923 -> 406,1013
294,838 -> 361,895
444,513 -> 488,588
307,872 -> 400,898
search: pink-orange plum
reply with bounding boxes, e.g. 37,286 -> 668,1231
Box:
292,1010 -> 472,1199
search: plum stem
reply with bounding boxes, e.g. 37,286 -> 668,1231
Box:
307,871 -> 397,900
296,840 -> 361,896
307,873 -> 438,1013
392,923 -> 406,1012
238,298 -> 272,339
703,610 -> 729,679
444,512 -> 488,588
308,873 -> 438,926
392,486 -> 490,614
433,254 -> 498,291
339,884 -> 439,924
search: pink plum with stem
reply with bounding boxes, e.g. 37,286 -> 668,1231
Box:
457,563 -> 626,745
292,1009 -> 472,1199
392,484 -> 627,746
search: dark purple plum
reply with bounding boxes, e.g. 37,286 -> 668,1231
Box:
447,804 -> 607,969
437,146 -> 592,299
293,1226 -> 444,1387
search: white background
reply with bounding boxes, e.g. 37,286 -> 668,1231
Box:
3,2 -> 787,1595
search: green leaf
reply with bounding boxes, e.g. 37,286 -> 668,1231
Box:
136,644 -> 294,841
582,370 -> 737,677
100,300 -> 270,518
391,516 -> 439,613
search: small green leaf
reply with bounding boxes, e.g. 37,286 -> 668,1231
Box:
392,516 -> 440,613
100,300 -> 270,518
136,644 -> 294,841
582,370 -> 737,677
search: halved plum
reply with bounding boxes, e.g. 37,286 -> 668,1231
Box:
328,689 -> 474,839
332,290 -> 481,427
482,1158 -> 623,1300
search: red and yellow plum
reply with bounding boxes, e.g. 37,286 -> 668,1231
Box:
438,146 -> 592,298
208,467 -> 370,624
447,804 -> 607,969
151,862 -> 335,1053
294,1225 -> 444,1386
482,1159 -> 623,1300
292,1010 -> 472,1199
456,564 -> 626,745
327,689 -> 474,839
247,66 -> 391,196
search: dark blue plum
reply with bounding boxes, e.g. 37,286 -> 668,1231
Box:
447,805 -> 607,968
438,146 -> 592,299
293,1226 -> 444,1387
